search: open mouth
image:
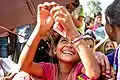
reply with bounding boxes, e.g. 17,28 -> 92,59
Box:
63,51 -> 74,56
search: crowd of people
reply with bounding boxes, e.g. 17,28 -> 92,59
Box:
0,0 -> 120,80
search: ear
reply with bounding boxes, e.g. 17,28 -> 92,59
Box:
53,47 -> 57,55
108,25 -> 116,41
109,25 -> 113,33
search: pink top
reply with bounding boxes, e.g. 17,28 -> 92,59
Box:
39,62 -> 97,80
92,26 -> 98,31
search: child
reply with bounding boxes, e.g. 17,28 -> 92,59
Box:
84,16 -> 94,32
83,34 -> 95,53
105,0 -> 120,79
12,2 -> 100,80
103,39 -> 116,55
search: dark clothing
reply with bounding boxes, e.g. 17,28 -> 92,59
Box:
107,51 -> 115,66
0,37 -> 8,58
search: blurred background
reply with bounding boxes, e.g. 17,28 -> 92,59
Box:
80,0 -> 114,24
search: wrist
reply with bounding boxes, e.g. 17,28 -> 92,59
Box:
70,27 -> 80,38
72,35 -> 83,44
34,24 -> 45,37
71,35 -> 84,48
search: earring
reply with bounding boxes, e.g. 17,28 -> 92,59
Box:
110,29 -> 112,32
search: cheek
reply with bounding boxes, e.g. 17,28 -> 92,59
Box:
56,47 -> 62,54
105,47 -> 108,51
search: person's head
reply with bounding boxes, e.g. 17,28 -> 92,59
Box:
83,35 -> 95,52
103,39 -> 115,54
53,36 -> 80,64
85,30 -> 96,40
85,16 -> 94,30
94,12 -> 102,25
105,0 -> 120,43
65,0 -> 80,13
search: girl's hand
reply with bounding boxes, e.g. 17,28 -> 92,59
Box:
37,2 -> 58,37
50,6 -> 80,39
95,52 -> 110,76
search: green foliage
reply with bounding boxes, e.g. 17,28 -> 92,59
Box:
87,0 -> 102,18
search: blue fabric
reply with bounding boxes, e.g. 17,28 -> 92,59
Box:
107,51 -> 115,66
0,37 -> 8,58
95,27 -> 106,39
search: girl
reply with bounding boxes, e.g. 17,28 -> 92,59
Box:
103,39 -> 116,55
105,0 -> 120,79
13,2 -> 100,80
83,35 -> 95,53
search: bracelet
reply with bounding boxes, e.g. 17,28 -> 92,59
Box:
72,35 -> 83,44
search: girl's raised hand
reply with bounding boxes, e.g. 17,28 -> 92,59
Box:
50,6 -> 80,39
37,2 -> 58,37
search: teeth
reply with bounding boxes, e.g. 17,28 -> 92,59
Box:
63,51 -> 73,55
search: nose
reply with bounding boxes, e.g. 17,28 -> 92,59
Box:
66,42 -> 73,48
107,46 -> 112,50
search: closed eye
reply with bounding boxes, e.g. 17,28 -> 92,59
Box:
60,37 -> 69,43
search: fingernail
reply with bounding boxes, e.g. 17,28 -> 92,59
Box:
105,74 -> 110,78
102,72 -> 105,75
106,70 -> 110,74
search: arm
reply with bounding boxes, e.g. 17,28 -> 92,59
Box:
73,37 -> 100,79
52,6 -> 100,79
18,3 -> 54,77
71,15 -> 82,28
18,24 -> 43,76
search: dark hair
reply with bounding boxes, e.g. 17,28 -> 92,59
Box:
94,12 -> 102,18
54,35 -> 61,46
105,0 -> 120,26
84,16 -> 94,27
33,32 -> 61,63
65,0 -> 80,10
73,0 -> 80,7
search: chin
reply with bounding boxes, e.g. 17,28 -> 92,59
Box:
62,57 -> 79,63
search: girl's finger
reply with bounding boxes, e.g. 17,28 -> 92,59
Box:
37,4 -> 43,11
53,10 -> 67,21
95,55 -> 101,63
104,56 -> 110,74
100,55 -> 106,73
50,6 -> 65,16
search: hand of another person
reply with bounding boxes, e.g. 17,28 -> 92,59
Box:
95,52 -> 110,77
50,6 -> 80,39
37,2 -> 58,37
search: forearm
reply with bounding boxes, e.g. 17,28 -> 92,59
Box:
71,15 -> 81,28
18,24 -> 42,71
73,39 -> 100,78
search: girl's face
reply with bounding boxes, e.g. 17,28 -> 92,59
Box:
95,16 -> 102,24
105,41 -> 115,53
55,37 -> 79,63
88,20 -> 94,29
85,39 -> 94,52
90,20 -> 94,28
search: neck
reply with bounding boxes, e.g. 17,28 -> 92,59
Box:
58,60 -> 74,74
116,38 -> 120,44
